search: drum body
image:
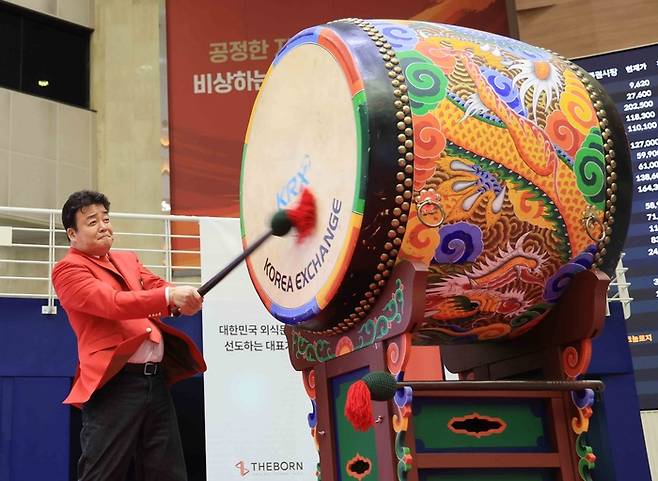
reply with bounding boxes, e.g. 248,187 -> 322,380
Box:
240,19 -> 631,342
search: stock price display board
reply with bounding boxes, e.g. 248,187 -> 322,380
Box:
576,44 -> 658,409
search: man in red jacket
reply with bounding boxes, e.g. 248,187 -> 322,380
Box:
52,190 -> 206,481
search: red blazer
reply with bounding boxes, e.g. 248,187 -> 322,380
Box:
52,247 -> 206,407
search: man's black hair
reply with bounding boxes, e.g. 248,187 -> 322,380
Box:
62,190 -> 111,232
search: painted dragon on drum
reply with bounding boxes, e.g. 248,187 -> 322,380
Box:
383,22 -> 611,342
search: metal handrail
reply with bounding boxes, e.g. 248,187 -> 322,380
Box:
0,205 -> 635,319
0,205 -> 206,221
0,205 -> 208,314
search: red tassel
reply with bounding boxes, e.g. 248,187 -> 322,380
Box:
344,380 -> 374,432
285,188 -> 316,243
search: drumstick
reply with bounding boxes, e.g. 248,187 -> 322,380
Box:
198,188 -> 316,297
344,371 -> 604,431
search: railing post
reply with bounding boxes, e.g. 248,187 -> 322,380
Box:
615,253 -> 632,320
606,253 -> 632,319
164,218 -> 172,283
42,211 -> 57,315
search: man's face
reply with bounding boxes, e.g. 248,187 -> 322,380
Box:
67,204 -> 114,256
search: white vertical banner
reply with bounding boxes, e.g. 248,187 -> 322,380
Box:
200,218 -> 317,480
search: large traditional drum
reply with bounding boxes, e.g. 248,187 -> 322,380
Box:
240,19 -> 631,342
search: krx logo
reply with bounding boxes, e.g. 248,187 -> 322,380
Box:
276,156 -> 310,209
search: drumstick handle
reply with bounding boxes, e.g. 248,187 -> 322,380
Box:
197,228 -> 273,297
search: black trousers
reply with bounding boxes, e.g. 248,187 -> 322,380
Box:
78,367 -> 188,481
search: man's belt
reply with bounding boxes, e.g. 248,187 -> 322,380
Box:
122,362 -> 161,376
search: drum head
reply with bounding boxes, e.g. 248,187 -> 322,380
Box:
241,33 -> 363,325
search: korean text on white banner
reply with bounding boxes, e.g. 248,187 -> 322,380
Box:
200,218 -> 317,479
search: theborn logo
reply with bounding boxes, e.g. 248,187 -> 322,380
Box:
235,460 -> 250,476
234,459 -> 305,476
276,156 -> 310,209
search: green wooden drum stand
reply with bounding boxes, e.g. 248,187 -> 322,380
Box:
285,260 -> 608,481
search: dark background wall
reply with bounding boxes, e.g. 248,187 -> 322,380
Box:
0,298 -> 205,481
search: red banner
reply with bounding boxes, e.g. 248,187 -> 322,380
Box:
166,0 -> 515,218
